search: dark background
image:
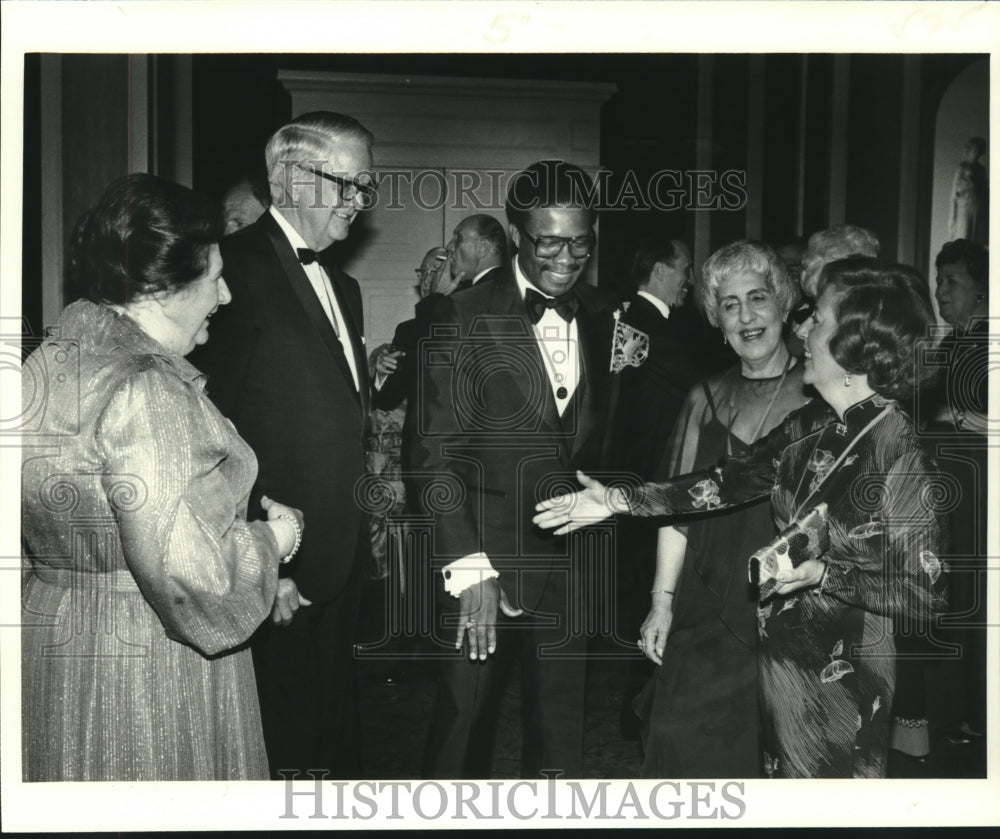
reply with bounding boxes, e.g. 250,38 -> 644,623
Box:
22,52 -> 985,334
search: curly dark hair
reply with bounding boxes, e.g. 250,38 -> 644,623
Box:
934,239 -> 989,294
817,257 -> 937,403
68,173 -> 224,305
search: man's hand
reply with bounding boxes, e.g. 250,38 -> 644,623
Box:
456,578 -> 522,660
427,252 -> 465,297
371,343 -> 404,378
271,578 -> 312,626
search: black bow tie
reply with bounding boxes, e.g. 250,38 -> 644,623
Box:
297,248 -> 320,265
525,287 -> 579,324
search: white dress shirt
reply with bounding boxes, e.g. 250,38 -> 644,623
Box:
636,289 -> 671,319
269,206 -> 360,391
514,258 -> 581,416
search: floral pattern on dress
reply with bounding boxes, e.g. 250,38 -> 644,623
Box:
805,447 -> 835,495
688,478 -> 722,509
628,395 -> 948,778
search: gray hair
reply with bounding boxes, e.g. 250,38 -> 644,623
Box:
264,111 -> 373,201
700,240 -> 799,328
801,225 -> 880,297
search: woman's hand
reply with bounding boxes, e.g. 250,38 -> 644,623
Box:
261,495 -> 304,558
638,594 -> 674,665
775,558 -> 826,596
533,471 -> 628,535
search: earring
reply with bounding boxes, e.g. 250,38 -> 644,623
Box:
723,335 -> 728,345
844,373 -> 851,388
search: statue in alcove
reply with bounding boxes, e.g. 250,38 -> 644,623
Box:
949,136 -> 988,245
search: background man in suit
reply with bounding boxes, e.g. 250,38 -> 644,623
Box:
444,213 -> 509,290
612,238 -> 733,737
372,246 -> 449,413
190,111 -> 375,779
413,161 -> 619,779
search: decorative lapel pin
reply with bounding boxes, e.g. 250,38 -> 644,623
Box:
610,309 -> 649,373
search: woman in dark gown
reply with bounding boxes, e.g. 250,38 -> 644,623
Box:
634,241 -> 809,778
538,259 -> 948,778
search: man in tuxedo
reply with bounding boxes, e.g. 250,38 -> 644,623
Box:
189,111 -> 375,779
612,239 -> 733,737
412,161 -> 619,779
615,239 -> 728,475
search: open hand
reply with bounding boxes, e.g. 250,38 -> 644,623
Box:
456,578 -> 522,660
532,471 -> 626,535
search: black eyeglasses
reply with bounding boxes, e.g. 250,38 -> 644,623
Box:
297,165 -> 380,203
520,230 -> 596,259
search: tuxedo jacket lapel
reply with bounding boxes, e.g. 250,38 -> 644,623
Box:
324,260 -> 371,414
570,307 -> 598,460
262,215 -> 362,406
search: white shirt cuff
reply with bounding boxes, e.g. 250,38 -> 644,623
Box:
442,552 -> 499,597
374,371 -> 387,391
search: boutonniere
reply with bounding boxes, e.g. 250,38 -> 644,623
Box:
610,308 -> 649,373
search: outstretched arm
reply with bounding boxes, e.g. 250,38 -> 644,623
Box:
535,399 -> 828,533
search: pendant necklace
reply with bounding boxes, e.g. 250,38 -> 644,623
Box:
726,353 -> 794,457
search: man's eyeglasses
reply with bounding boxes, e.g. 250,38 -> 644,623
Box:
520,230 -> 596,259
297,164 -> 380,203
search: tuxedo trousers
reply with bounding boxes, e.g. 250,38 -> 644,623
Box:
251,553 -> 364,780
422,566 -> 587,780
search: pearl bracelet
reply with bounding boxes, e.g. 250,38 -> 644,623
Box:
277,514 -> 302,565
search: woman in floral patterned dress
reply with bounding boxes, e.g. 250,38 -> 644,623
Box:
536,258 -> 948,778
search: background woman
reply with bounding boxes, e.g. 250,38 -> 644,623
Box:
537,259 -> 947,778
21,174 -> 303,781
929,239 -> 989,748
635,241 -> 809,778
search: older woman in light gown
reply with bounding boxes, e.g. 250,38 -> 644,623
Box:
21,174 -> 303,781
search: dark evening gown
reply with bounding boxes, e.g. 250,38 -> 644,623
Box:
637,363 -> 808,778
630,395 -> 948,778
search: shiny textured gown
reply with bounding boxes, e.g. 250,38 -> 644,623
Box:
21,301 -> 280,781
637,362 -> 808,778
630,395 -> 948,778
